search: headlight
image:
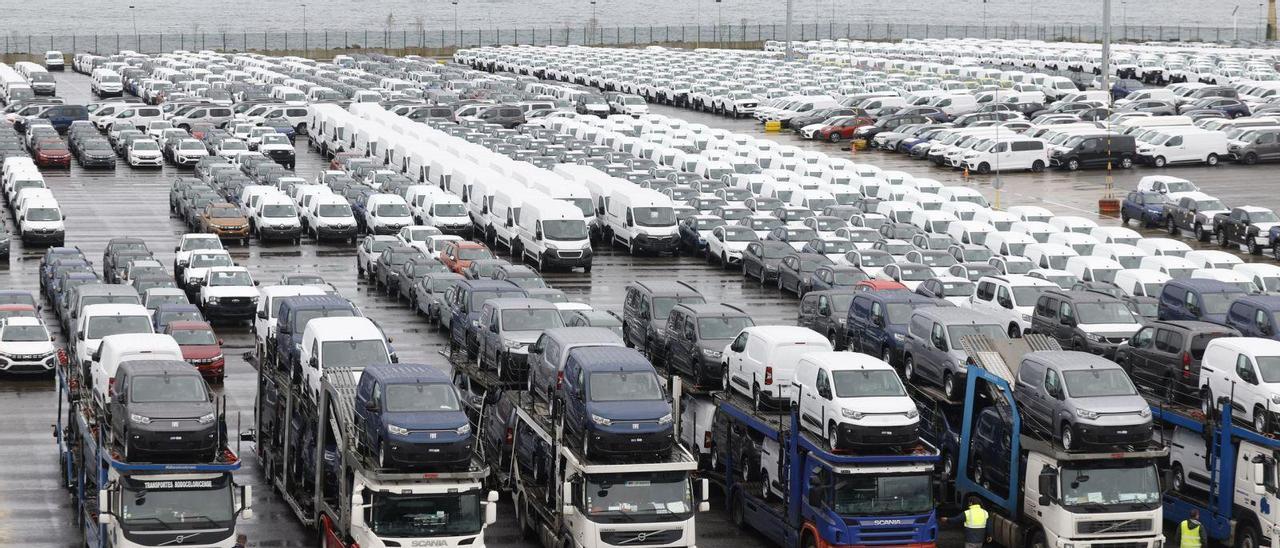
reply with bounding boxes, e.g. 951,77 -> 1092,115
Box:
1075,408 -> 1099,420
906,408 -> 919,419
842,408 -> 864,419
504,339 -> 525,349
387,424 -> 410,436
702,348 -> 722,358
197,412 -> 216,424
659,413 -> 673,425
1139,407 -> 1151,418
1271,394 -> 1280,406
892,333 -> 905,342
456,424 -> 471,435
130,413 -> 151,425
1021,314 -> 1032,322
1085,332 -> 1102,342
590,414 -> 613,426
206,297 -> 221,304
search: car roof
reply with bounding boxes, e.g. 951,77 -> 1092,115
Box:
166,320 -> 212,331
487,297 -> 556,309
360,363 -> 449,383
119,359 -> 202,375
674,302 -> 748,317
567,346 -> 652,371
1167,278 -> 1247,292
1044,289 -> 1123,303
1026,350 -> 1120,371
541,327 -> 623,344
912,305 -> 1002,324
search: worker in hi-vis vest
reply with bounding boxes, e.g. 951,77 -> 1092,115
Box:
941,495 -> 992,548
1177,509 -> 1208,548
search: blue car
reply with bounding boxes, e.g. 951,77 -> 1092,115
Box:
1157,278 -> 1248,326
678,215 -> 725,254
354,363 -> 473,470
1226,295 -> 1280,340
273,295 -> 359,372
846,290 -> 952,366
446,279 -> 527,359
561,346 -> 673,459
1120,190 -> 1170,227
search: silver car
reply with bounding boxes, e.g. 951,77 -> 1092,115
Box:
1013,351 -> 1152,451
904,307 -> 1009,400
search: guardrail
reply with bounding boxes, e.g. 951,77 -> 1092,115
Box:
0,23 -> 1271,60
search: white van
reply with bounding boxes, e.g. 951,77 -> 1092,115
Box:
488,186 -> 525,252
363,194 -> 413,235
1135,128 -> 1228,167
790,351 -> 919,451
1025,243 -> 1080,271
606,185 -> 679,254
74,303 -> 154,374
946,220 -> 996,248
517,193 -> 593,272
91,333 -> 182,408
1065,255 -> 1123,284
17,198 -> 65,246
961,136 -> 1049,173
1114,269 -> 1171,298
929,94 -> 978,117
299,317 -> 393,400
723,326 -> 833,408
419,193 -> 472,236
1091,243 -> 1148,270
90,68 -> 124,97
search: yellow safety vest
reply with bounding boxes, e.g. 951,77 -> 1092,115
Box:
1179,520 -> 1202,548
964,505 -> 989,529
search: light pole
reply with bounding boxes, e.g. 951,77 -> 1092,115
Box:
452,0 -> 459,48
1234,5 -> 1241,41
1121,1 -> 1126,40
590,0 -> 597,45
982,0 -> 989,38
1263,2 -> 1267,39
300,3 -> 308,56
784,0 -> 793,60
128,5 -> 138,46
716,0 -> 723,48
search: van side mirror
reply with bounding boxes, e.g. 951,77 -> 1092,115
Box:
819,304 -> 830,316
489,323 -> 499,333
1188,304 -> 1201,316
536,230 -> 543,241
364,400 -> 379,413
98,489 -> 112,524
562,479 -> 577,516
257,310 -> 268,320
1060,316 -> 1076,327
872,315 -> 884,328
308,356 -> 318,369
174,246 -> 180,252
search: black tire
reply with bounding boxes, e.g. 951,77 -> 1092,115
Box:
1218,230 -> 1230,248
1237,522 -> 1261,548
1195,224 -> 1209,242
1167,216 -> 1179,236
943,372 -> 957,400
1207,153 -> 1219,166
1066,158 -> 1080,171
1120,156 -> 1134,169
518,495 -> 535,541
1153,156 -> 1166,168
1030,531 -> 1048,548
1008,324 -> 1021,338
1245,152 -> 1259,165
1031,160 -> 1045,172
977,162 -> 990,174
903,355 -> 916,381
1121,210 -> 1130,225
730,492 -> 746,530
827,133 -> 841,143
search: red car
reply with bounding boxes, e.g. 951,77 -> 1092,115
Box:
0,304 -> 38,321
165,320 -> 224,382
33,139 -> 72,168
854,279 -> 908,292
440,241 -> 494,274
808,116 -> 875,143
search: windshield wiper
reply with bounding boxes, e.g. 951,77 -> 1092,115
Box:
122,516 -> 175,530
1070,501 -> 1112,513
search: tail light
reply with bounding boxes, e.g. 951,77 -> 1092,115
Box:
505,427 -> 513,444
556,371 -> 564,389
57,348 -> 67,365
108,377 -> 115,396
1182,351 -> 1192,379
764,366 -> 773,386
703,431 -> 711,449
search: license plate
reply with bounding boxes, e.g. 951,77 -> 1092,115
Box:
630,438 -> 643,443
1116,430 -> 1128,434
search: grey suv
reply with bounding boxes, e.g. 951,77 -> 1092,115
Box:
663,303 -> 755,387
477,297 -> 563,382
1030,290 -> 1143,358
1013,351 -> 1152,450
108,360 -> 218,460
1113,320 -> 1240,404
904,306 -> 1009,400
622,280 -> 705,361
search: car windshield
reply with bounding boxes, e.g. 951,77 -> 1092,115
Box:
208,270 -> 251,286
179,141 -> 204,151
1196,199 -> 1225,211
208,208 -> 241,218
291,309 -> 356,334
457,247 -> 493,260
261,204 -> 296,217
501,309 -> 563,331
1059,463 -> 1160,512
698,316 -> 754,339
190,254 -> 232,268
1200,292 -> 1238,315
833,369 -> 906,397
898,265 -> 932,281
942,280 -> 975,296
221,141 -> 247,151
170,328 -> 217,345
947,323 -> 1005,346
1064,368 -> 1138,397
722,227 -> 757,242
431,202 -> 466,217
320,339 -> 389,368
470,290 -> 514,310
430,277 -> 460,292
831,473 -> 933,516
917,253 -> 955,267
543,220 -> 588,241
369,491 -> 483,537
588,371 -> 664,402
653,296 -> 706,320
132,140 -> 159,150
886,303 -> 916,324
86,315 -> 151,339
1,325 -> 48,342
386,383 -> 461,412
1075,302 -> 1137,324
317,204 -> 352,217
584,472 -> 693,522
376,203 -> 410,217
261,134 -> 289,145
633,207 -> 676,227
26,208 -> 61,221
819,241 -> 855,255
130,374 -> 207,402
120,476 -> 233,531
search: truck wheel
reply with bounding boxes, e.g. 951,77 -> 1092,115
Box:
903,355 -> 916,381
1008,324 -> 1022,339
1195,224 -> 1209,242
1167,217 -> 1179,236
517,495 -> 535,540
752,385 -> 762,411
1031,160 -> 1045,172
1273,244 -> 1280,262
1066,158 -> 1080,171
1030,531 -> 1048,548
1255,405 -> 1270,433
1237,523 -> 1261,548
1218,230 -> 1230,248
881,347 -> 893,367
1120,210 -> 1130,225
730,492 -> 746,529
1251,240 -> 1263,255
1172,464 -> 1185,492
1207,153 -> 1219,166
1153,156 -> 1166,168
1060,422 -> 1074,451
827,423 -> 839,452
759,470 -> 771,499
1245,152 -> 1259,165
943,372 -> 957,400
977,162 -> 991,174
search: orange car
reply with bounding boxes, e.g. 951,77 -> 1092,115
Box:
439,241 -> 494,274
854,279 -> 908,292
200,203 -> 251,244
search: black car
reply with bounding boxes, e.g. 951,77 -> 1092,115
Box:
776,252 -> 834,296
374,246 -> 427,295
663,303 -> 755,387
1114,320 -> 1240,404
108,360 -> 219,461
797,289 -> 858,349
741,241 -> 794,284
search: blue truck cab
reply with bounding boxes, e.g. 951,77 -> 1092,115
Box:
353,363 -> 473,471
560,346 -> 674,459
716,397 -> 939,548
1225,295 -> 1280,339
847,289 -> 950,366
1157,278 -> 1247,325
273,295 -> 359,373
445,279 -> 526,359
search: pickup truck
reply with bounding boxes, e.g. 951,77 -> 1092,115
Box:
1213,205 -> 1280,255
1165,191 -> 1229,242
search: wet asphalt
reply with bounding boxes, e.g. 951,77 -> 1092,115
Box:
4,69 -> 1277,547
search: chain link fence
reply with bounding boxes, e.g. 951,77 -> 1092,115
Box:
1,23 -> 1270,59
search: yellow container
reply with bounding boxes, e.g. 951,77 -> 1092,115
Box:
764,120 -> 782,132
852,140 -> 868,150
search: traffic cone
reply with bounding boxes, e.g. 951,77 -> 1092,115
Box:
963,167 -> 969,181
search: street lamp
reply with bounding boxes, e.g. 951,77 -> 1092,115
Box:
1121,1 -> 1126,40
716,0 -> 723,47
300,3 -> 308,56
590,0 -> 597,45
982,0 -> 988,38
128,5 -> 138,43
452,0 -> 459,48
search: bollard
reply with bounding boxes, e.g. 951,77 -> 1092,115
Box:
764,120 -> 781,132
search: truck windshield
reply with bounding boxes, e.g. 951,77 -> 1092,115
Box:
588,371 -> 664,402
633,207 -> 675,227
120,476 -> 233,532
584,472 -> 693,523
542,220 -> 588,241
369,490 -> 483,537
1060,463 -> 1160,512
501,309 -> 563,331
698,316 -> 754,339
320,339 -> 389,368
831,472 -> 932,516
87,315 -> 152,339
652,296 -> 706,320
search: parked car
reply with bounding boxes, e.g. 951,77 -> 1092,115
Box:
1013,350 -> 1152,450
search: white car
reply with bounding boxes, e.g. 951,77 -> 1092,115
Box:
181,250 -> 235,289
706,225 -> 758,266
790,351 -> 919,452
971,275 -> 1060,336
173,233 -> 224,276
0,317 -> 57,374
197,267 -> 261,323
1199,337 -> 1280,431
394,226 -> 444,255
722,326 -> 833,409
126,139 -> 163,167
357,235 -> 400,279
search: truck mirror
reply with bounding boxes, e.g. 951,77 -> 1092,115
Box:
98,488 -> 112,523
364,400 -> 379,413
487,490 -> 500,503
257,310 -> 267,320
174,246 -> 180,252
308,356 -> 318,369
78,331 -> 85,341
819,304 -> 830,316
1254,460 -> 1269,495
485,499 -> 498,525
562,483 -> 576,516
872,315 -> 884,328
1161,469 -> 1175,494
390,353 -> 399,364
239,485 -> 254,519
699,478 -> 710,503
1038,469 -> 1057,505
